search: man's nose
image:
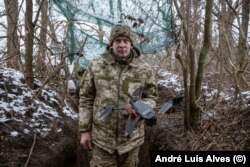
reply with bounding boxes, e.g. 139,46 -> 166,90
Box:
119,41 -> 126,46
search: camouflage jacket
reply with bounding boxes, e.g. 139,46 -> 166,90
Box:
78,49 -> 158,155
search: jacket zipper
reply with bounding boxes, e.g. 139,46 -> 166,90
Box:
115,64 -> 124,150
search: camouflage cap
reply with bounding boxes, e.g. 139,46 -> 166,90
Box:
109,24 -> 134,46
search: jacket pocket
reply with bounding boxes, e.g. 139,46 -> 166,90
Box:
122,78 -> 144,96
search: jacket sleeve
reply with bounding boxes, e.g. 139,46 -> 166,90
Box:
78,63 -> 96,133
141,68 -> 158,108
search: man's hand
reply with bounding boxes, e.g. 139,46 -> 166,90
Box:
125,103 -> 139,118
80,132 -> 92,150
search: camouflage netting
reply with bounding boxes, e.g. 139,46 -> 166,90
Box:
50,0 -> 176,66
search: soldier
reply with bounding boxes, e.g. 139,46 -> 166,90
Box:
79,24 -> 158,167
66,75 -> 80,111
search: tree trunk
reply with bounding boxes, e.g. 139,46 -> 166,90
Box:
173,0 -> 191,130
195,0 -> 213,98
4,0 -> 20,69
192,0 -> 213,127
237,0 -> 249,88
24,0 -> 35,89
37,0 -> 48,74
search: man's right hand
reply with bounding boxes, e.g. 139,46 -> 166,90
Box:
125,103 -> 139,118
80,132 -> 93,150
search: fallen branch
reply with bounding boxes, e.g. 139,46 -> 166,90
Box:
24,133 -> 37,167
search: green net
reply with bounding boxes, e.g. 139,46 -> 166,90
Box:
50,0 -> 176,66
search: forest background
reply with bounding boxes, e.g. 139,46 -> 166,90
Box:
0,0 -> 249,166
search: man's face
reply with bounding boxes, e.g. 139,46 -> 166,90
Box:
111,37 -> 132,58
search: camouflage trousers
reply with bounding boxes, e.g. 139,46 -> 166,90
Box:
90,145 -> 139,167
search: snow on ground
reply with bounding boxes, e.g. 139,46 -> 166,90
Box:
157,69 -> 250,105
0,68 -> 78,137
157,69 -> 250,121
157,69 -> 183,92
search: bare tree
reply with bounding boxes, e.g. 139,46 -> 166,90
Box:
24,0 -> 43,89
174,0 -> 191,130
37,0 -> 48,74
4,0 -> 20,69
174,0 -> 213,129
216,0 -> 249,106
24,0 -> 35,88
236,0 -> 249,88
194,0 -> 213,125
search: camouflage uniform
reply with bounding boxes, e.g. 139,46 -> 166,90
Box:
78,24 -> 158,166
90,145 -> 140,167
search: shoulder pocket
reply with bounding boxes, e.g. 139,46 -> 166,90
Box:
96,76 -> 114,90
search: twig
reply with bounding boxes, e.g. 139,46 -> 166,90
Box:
189,130 -> 207,150
33,62 -> 64,98
205,142 -> 214,151
235,133 -> 248,150
1,122 -> 14,130
24,133 -> 37,167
